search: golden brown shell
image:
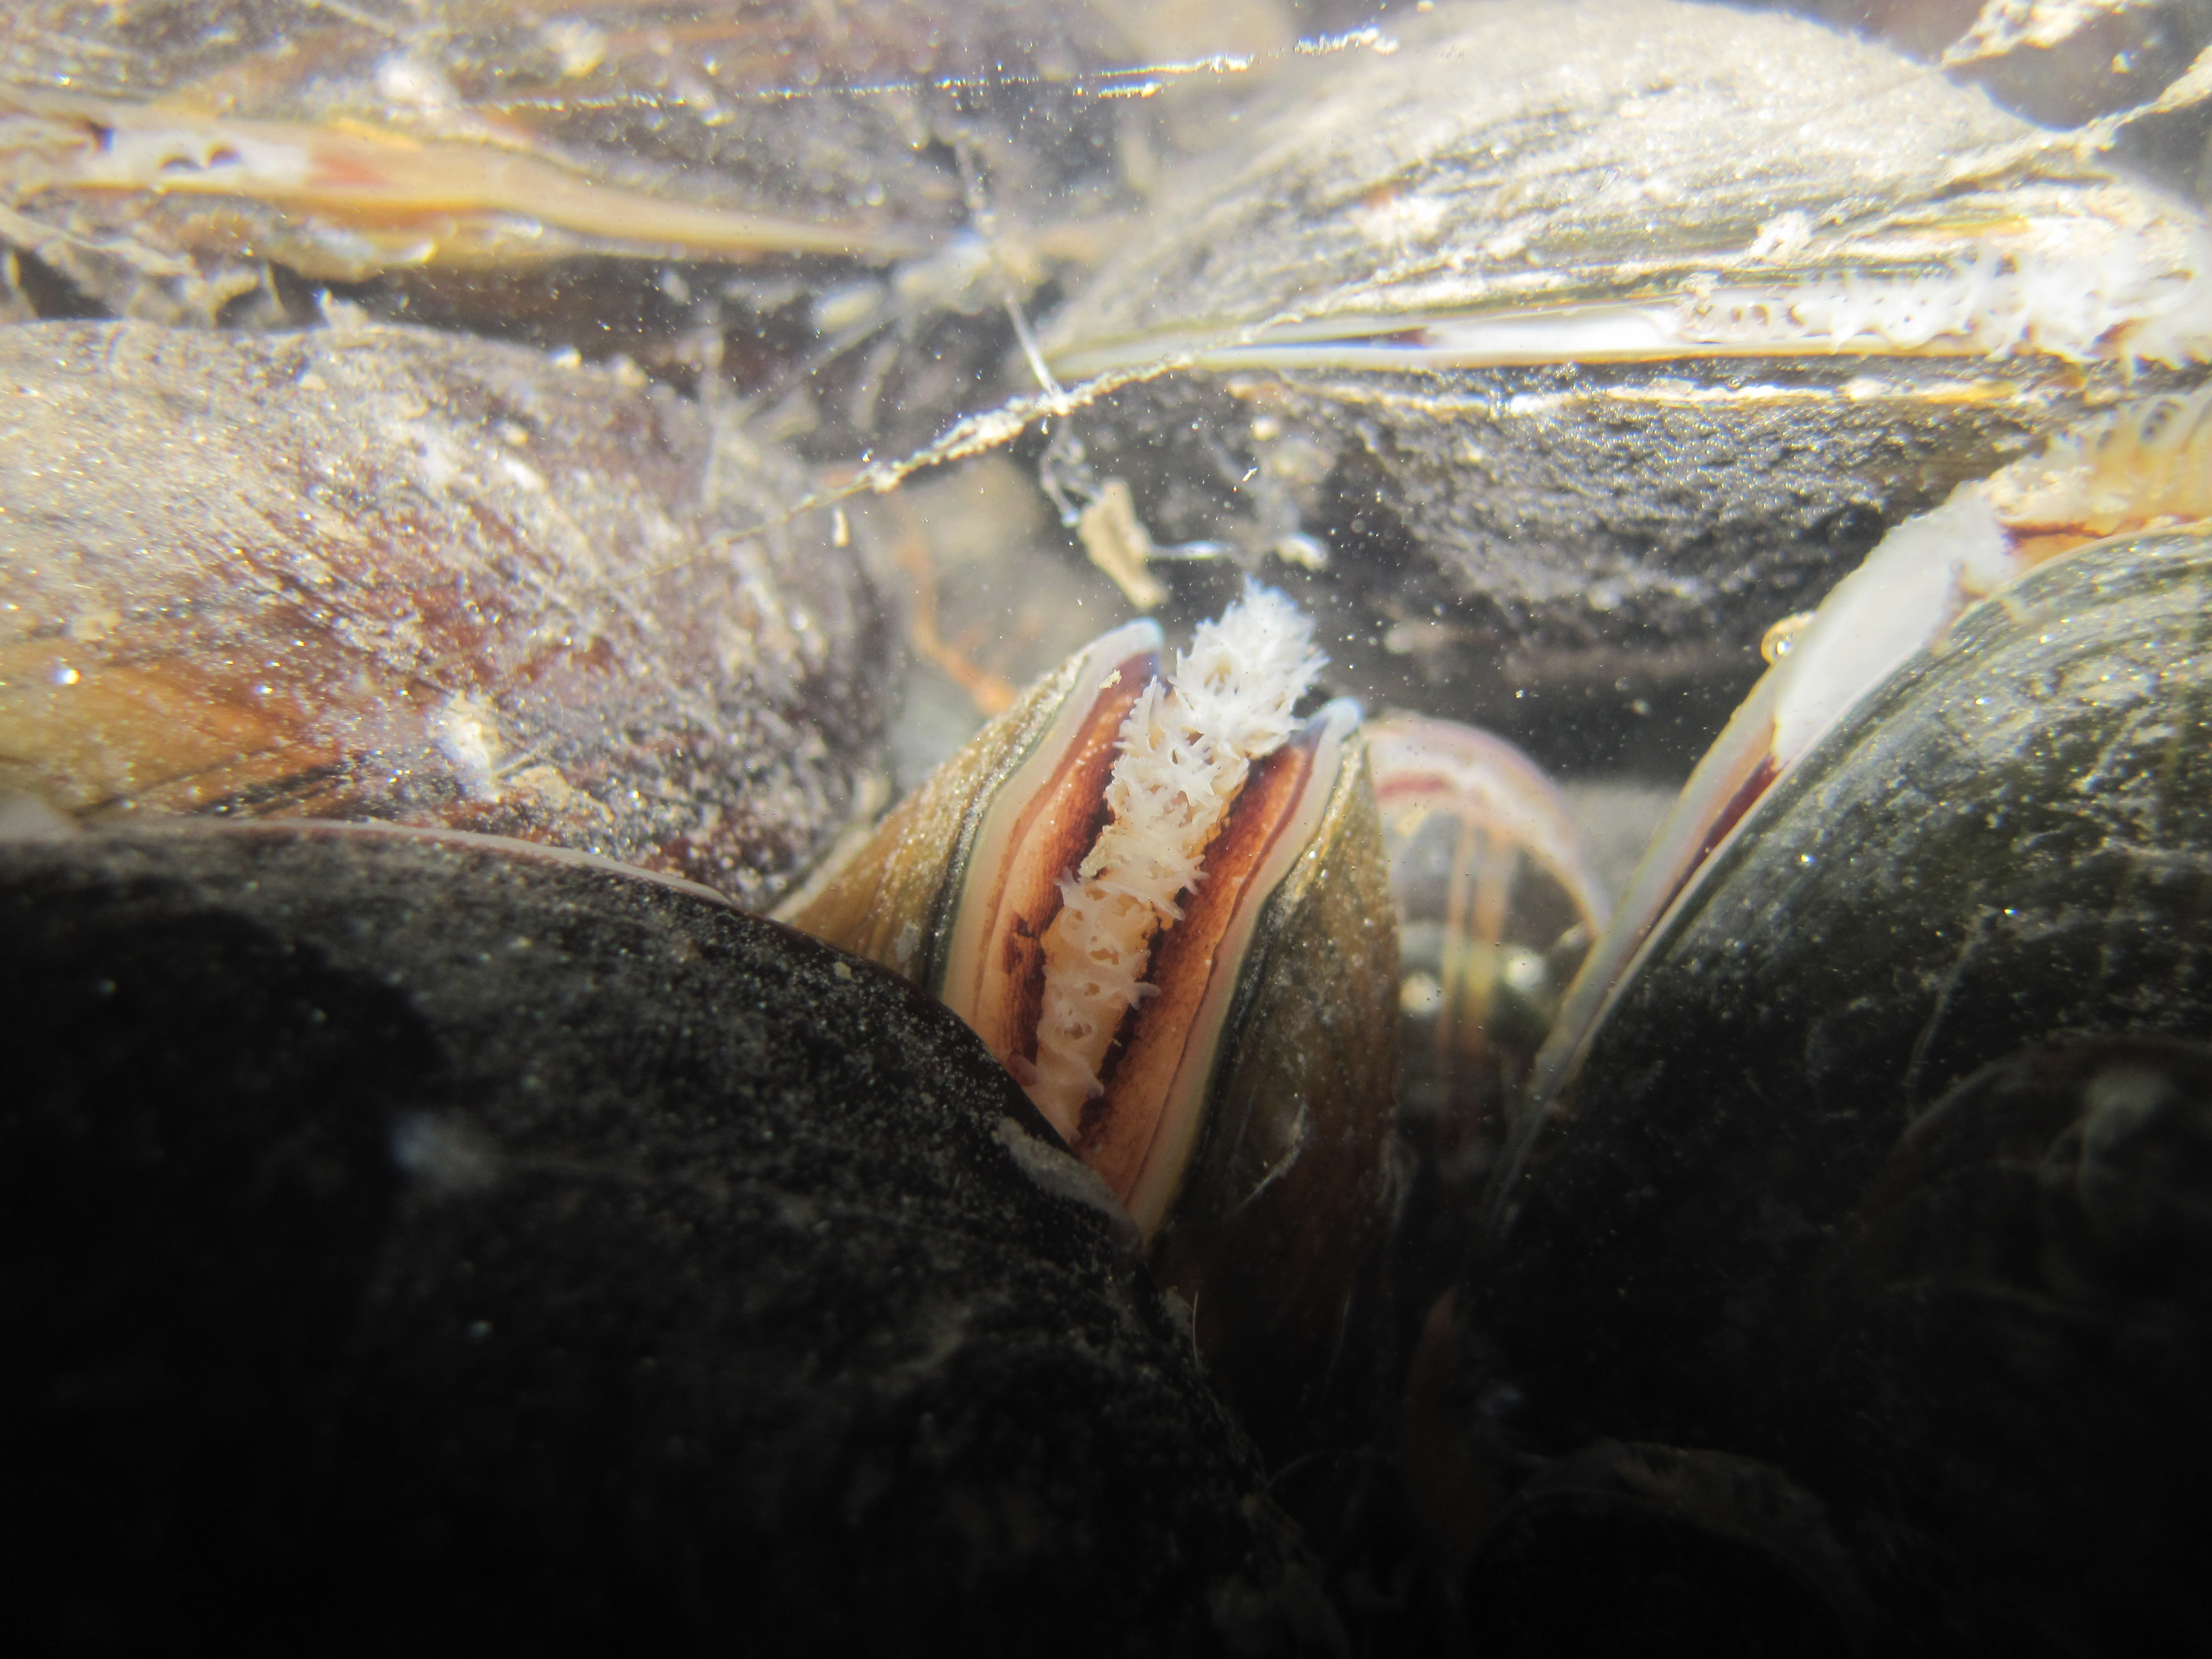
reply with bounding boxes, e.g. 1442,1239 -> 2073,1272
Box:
0,318 -> 886,907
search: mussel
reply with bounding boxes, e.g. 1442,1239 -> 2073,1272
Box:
790,584 -> 1401,1461
1467,487 -> 2212,1645
0,317 -> 886,908
3,818 -> 1337,1653
1535,376 -> 2212,1120
0,1 -> 1196,445
1039,0 -> 2212,757
0,0 -> 1131,278
1367,712 -> 1606,1331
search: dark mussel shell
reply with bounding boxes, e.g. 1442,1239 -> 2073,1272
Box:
1788,1035 -> 2212,1652
0,319 -> 886,907
4,820 -> 1335,1653
791,610 -> 1404,1468
1039,0 -> 2212,761
1471,525 -> 2212,1648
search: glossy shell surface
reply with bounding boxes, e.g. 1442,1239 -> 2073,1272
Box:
1042,0 -> 2212,753
1369,712 -> 1606,1321
0,318 -> 886,906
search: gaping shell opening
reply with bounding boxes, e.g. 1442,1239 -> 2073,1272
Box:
1050,222 -> 2212,380
933,585 -> 1345,1235
788,592 -> 1396,1455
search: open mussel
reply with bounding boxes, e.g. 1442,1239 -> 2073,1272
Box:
790,583 -> 1401,1462
0,317 -> 886,908
1465,462 -> 2212,1646
0,0 -> 1134,271
4,817 -> 1338,1653
1039,0 -> 2212,757
0,1 -> 1185,445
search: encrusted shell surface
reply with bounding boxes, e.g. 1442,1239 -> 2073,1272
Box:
4,819 -> 1332,1652
0,318 -> 886,907
1042,0 -> 2212,756
1468,523 -> 2212,1646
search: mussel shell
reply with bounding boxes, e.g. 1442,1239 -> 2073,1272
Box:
0,1 -> 1158,439
1369,713 -> 1606,1323
1042,0 -> 2211,755
4,820 -> 1332,1652
0,319 -> 885,907
1470,526 -> 2212,1639
1458,1438 -> 1864,1655
1786,1036 -> 2212,1651
787,621 -> 1155,989
793,619 -> 1403,1463
1144,713 -> 1402,1460
1,1 -> 1134,221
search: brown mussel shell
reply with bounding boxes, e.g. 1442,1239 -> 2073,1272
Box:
0,0 -> 1128,268
0,1 -> 1173,447
0,318 -> 886,907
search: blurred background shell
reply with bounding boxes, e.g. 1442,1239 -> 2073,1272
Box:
0,317 -> 887,909
0,0 -> 1128,257
1466,523 -> 2212,1645
1038,0 -> 2212,766
1368,713 -> 1606,1329
0,0 -> 1280,453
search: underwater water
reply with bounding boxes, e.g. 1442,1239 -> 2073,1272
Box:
8,3 -> 2212,1653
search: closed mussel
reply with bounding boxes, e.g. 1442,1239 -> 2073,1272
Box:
791,584 -> 1401,1462
3,818 -> 1333,1652
1470,511 -> 2212,1646
0,318 -> 886,908
1041,0 -> 2212,754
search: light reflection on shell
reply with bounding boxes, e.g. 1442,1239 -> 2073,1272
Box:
0,318 -> 887,909
1372,714 -> 1605,1194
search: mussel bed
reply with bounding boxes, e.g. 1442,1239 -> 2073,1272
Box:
9,2 -> 2212,1654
